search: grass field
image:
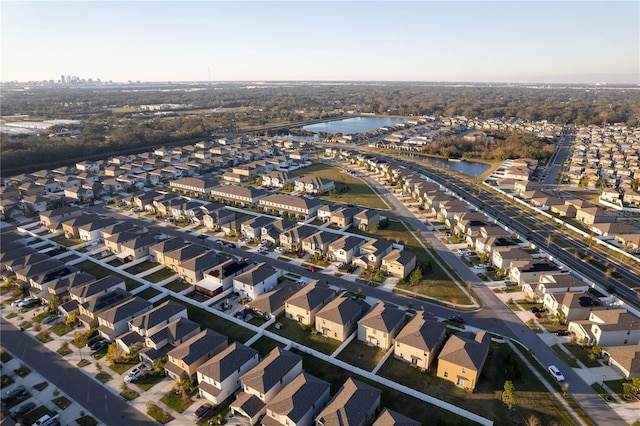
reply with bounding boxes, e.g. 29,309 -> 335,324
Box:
249,336 -> 285,357
297,162 -> 390,210
335,340 -> 387,371
267,315 -> 341,355
75,260 -> 143,290
163,279 -> 191,293
135,287 -> 162,300
123,260 -> 160,275
144,267 -> 176,283
378,342 -> 579,426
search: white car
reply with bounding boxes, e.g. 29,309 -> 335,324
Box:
124,365 -> 147,383
548,365 -> 565,382
17,297 -> 38,308
334,262 -> 345,268
472,264 -> 486,270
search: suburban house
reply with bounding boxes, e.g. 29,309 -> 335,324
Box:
394,311 -> 447,371
524,273 -> 590,300
280,225 -> 317,251
354,239 -> 394,271
77,288 -> 132,329
148,237 -> 189,264
40,207 -> 83,231
164,244 -> 208,272
568,309 -> 640,346
328,235 -> 367,264
210,185 -> 268,206
70,275 -> 126,305
575,206 -> 616,225
357,301 -> 406,349
77,217 -> 119,241
285,281 -> 336,326
294,176 -> 335,194
195,258 -> 253,296
263,372 -> 331,426
262,171 -> 294,188
232,263 -> 279,300
96,297 -> 153,342
248,282 -> 300,319
373,409 -> 421,426
437,331 -> 491,391
118,233 -> 159,261
231,348 -> 303,424
139,317 -> 201,364
241,216 -> 277,239
542,291 -> 605,321
169,176 -> 217,196
510,260 -> 565,286
261,219 -> 298,245
61,214 -> 99,239
300,231 -> 340,256
104,231 -> 142,255
491,247 -> 532,270
603,345 -> 640,379
197,342 -> 260,405
164,329 -> 229,381
259,194 -> 324,220
177,252 -> 222,284
315,378 -> 381,426
315,292 -> 370,342
380,249 -> 417,279
353,209 -> 381,231
127,300 -> 187,338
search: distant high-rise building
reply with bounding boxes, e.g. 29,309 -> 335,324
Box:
60,75 -> 65,84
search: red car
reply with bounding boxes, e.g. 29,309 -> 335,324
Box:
306,266 -> 317,272
534,312 -> 542,318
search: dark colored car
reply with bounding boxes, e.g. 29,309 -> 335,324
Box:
89,339 -> 106,351
530,307 -> 540,314
227,243 -> 236,249
86,335 -> 102,347
194,403 -> 213,418
556,330 -> 570,336
11,401 -> 36,417
1,385 -> 26,401
448,315 -> 464,324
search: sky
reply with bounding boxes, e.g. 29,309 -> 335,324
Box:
1,1 -> 638,84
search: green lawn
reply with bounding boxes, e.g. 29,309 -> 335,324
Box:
147,403 -> 174,424
144,267 -> 176,283
135,287 -> 162,300
296,350 -> 468,425
335,339 -> 387,372
134,373 -> 166,391
74,260 -> 143,290
163,279 -> 191,293
378,342 -> 579,426
50,322 -> 74,336
95,371 -> 112,383
298,162 -> 390,210
160,391 -> 190,413
52,396 -> 72,410
75,415 -> 99,426
56,344 -> 73,356
551,344 -> 580,368
51,235 -> 84,247
109,361 -> 138,375
267,315 -> 341,355
157,296 -> 255,343
249,336 -> 285,357
123,260 -> 160,275
605,379 -> 637,402
562,344 -> 603,368
35,331 -> 53,343
120,387 -> 140,401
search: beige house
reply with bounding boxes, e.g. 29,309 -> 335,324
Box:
357,302 -> 406,349
394,312 -> 447,371
315,292 -> 370,342
263,372 -> 331,426
380,249 -> 417,279
603,345 -> 640,379
315,378 -> 381,426
284,281 -> 336,325
164,329 -> 228,381
437,331 -> 491,391
568,309 -> 640,347
542,291 -> 605,321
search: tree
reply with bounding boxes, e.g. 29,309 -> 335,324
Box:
48,295 -> 61,314
73,329 -> 89,347
409,266 -> 423,287
154,356 -> 168,375
524,415 -> 542,426
66,313 -> 78,326
502,380 -> 516,410
105,342 -> 125,363
176,379 -> 194,404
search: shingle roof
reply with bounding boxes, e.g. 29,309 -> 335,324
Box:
234,263 -> 278,287
96,296 -> 152,326
395,311 -> 446,352
438,332 -> 491,371
249,282 -> 300,315
373,408 -> 421,426
316,293 -> 369,325
266,372 -> 330,423
285,281 -> 335,311
147,317 -> 201,346
167,329 -> 228,364
316,378 -> 381,426
357,301 -> 405,333
197,342 -> 258,382
240,347 -> 302,394
232,392 -> 265,418
71,275 -> 124,299
129,300 -> 186,331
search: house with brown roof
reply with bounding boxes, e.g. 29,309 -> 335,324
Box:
197,342 -> 260,405
285,281 -> 336,326
575,206 -> 616,225
353,209 -> 381,231
380,249 -> 417,280
372,408 -> 420,426
353,239 -> 394,271
491,247 -> 532,270
315,378 -> 381,426
164,244 -> 208,272
177,251 -> 221,284
437,331 -> 491,391
394,311 -> 447,371
524,273 -> 589,299
169,176 -> 217,196
328,235 -> 367,264
542,291 -> 605,321
210,185 -> 267,206
248,282 -> 300,318
280,225 -> 317,251
39,206 -> 82,231
259,194 -> 324,220
148,237 -> 188,264
294,176 -> 335,194
301,230 -> 340,256
61,214 -> 99,239
315,292 -> 370,342
164,329 -> 228,381
96,296 -> 153,342
603,345 -> 640,379
357,302 -> 405,349
568,309 -> 640,346
263,372 -> 331,426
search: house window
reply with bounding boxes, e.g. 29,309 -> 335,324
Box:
461,368 -> 466,373
444,372 -> 448,378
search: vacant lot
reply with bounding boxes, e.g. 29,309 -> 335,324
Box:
298,162 -> 390,210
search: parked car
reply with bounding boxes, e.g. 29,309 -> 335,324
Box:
89,339 -> 106,351
448,315 -> 465,324
86,335 -> 103,348
11,298 -> 27,307
530,307 -> 540,314
556,330 -> 570,336
503,280 -> 517,287
216,240 -> 225,246
534,312 -> 542,318
34,410 -> 59,426
1,385 -> 26,401
17,297 -> 38,308
197,234 -> 207,239
227,243 -> 236,249
41,315 -> 58,325
306,266 -> 318,272
334,262 -> 345,268
11,401 -> 36,417
124,365 -> 147,383
194,402 -> 213,418
548,365 -> 565,382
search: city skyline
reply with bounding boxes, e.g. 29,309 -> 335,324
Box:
1,1 -> 638,84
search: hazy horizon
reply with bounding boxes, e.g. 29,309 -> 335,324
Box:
2,1 -> 638,85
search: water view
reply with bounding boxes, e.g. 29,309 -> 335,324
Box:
422,157 -> 490,177
285,116 -> 407,140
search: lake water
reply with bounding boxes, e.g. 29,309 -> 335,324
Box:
422,157 -> 490,177
286,116 -> 407,140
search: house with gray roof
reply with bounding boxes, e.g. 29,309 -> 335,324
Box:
210,184 -> 267,206
603,345 -> 640,379
248,282 -> 300,318
285,281 -> 336,326
315,292 -> 370,342
148,237 -> 188,264
280,224 -> 317,251
357,301 -> 406,349
177,251 -> 222,284
119,233 -> 158,261
164,244 -> 208,272
380,249 -> 417,280
301,230 -> 340,256
97,296 -> 153,342
353,239 -> 394,271
140,317 -> 201,364
165,328 -> 228,381
233,262 -> 279,300
372,408 -> 421,426
353,209 -> 381,231
77,217 -> 119,241
239,347 -> 303,404
328,235 -> 367,264
70,275 -> 126,304
437,331 -> 491,391
315,378 -> 381,426
263,372 -> 331,426
394,311 -> 447,371
261,219 -> 298,245
77,288 -> 132,329
197,342 -> 260,405
128,300 -> 187,338
259,194 -> 324,220
241,215 -> 277,239
45,272 -> 96,303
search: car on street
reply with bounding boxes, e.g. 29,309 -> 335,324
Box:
306,266 -> 318,273
548,365 -> 565,382
11,298 -> 27,307
41,315 -> 58,325
197,234 -> 207,239
194,403 -> 213,418
216,240 -> 225,246
2,385 -> 26,401
124,365 -> 147,383
11,401 -> 36,418
472,264 -> 486,270
555,330 -> 570,336
448,315 -> 465,324
227,243 -> 236,249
